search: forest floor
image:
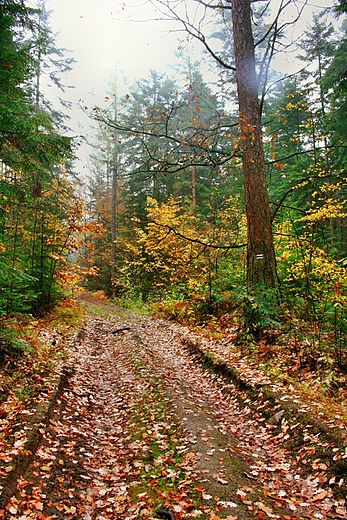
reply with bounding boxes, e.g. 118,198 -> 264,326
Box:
0,293 -> 346,519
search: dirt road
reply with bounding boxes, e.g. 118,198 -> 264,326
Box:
1,302 -> 345,519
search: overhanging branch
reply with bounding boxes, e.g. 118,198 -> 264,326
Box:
150,221 -> 246,250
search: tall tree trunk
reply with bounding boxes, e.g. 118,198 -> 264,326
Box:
111,133 -> 118,295
191,165 -> 197,214
231,0 -> 278,291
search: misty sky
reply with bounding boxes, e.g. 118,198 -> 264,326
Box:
46,0 -> 336,174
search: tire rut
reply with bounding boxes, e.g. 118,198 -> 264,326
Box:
1,312 -> 344,519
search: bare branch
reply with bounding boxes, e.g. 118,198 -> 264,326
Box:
150,221 -> 246,249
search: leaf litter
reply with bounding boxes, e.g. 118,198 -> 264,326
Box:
0,304 -> 346,519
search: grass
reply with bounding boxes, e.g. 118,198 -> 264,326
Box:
79,301 -> 110,317
47,297 -> 86,332
0,298 -> 85,404
126,372 -> 210,519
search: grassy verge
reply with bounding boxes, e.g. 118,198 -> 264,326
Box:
126,372 -> 211,519
0,298 -> 85,492
0,299 -> 82,403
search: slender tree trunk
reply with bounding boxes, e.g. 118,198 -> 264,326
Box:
8,215 -> 19,314
35,53 -> 41,107
231,0 -> 278,291
39,210 -> 45,312
111,134 -> 118,295
191,166 -> 197,214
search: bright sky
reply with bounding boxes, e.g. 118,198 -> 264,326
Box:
46,0 -> 337,175
47,0 -> 190,173
48,0 -> 182,95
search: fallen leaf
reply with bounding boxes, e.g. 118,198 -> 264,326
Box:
255,501 -> 274,517
311,489 -> 328,502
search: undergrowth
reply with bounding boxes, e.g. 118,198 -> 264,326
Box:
145,290 -> 347,431
0,297 -> 85,405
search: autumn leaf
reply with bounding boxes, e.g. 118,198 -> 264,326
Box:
255,502 -> 274,517
310,489 -> 328,502
1,306 -> 346,520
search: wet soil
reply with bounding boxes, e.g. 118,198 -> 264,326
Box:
0,299 -> 345,519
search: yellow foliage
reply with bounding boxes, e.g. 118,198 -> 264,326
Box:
301,199 -> 347,223
276,222 -> 347,304
122,195 -> 245,295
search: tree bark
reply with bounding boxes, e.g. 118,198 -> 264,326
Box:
231,0 -> 278,290
111,134 -> 118,295
191,165 -> 197,214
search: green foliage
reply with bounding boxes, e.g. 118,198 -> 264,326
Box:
0,259 -> 38,315
276,220 -> 347,366
0,1 -> 101,317
0,322 -> 33,366
116,195 -> 246,315
0,166 -> 100,315
114,291 -> 149,314
237,287 -> 281,340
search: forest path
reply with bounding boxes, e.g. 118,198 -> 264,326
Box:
1,299 -> 345,519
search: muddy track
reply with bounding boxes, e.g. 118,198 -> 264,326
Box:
0,308 -> 345,519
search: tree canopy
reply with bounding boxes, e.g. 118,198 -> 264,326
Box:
0,0 -> 100,316
3,0 -> 347,370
